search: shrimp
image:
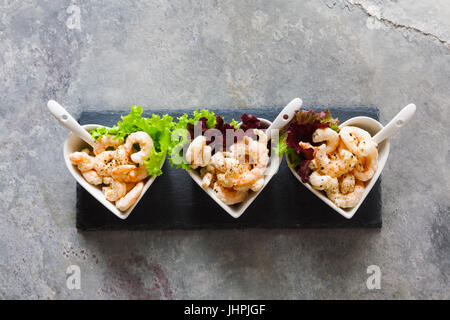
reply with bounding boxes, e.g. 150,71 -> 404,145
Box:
206,164 -> 216,173
309,171 -> 364,208
254,129 -> 268,146
232,164 -> 267,190
210,151 -> 227,171
233,165 -> 266,190
326,180 -> 365,208
248,141 -> 269,167
69,151 -> 103,185
250,177 -> 265,192
216,159 -> 250,188
102,180 -> 127,202
125,182 -> 136,193
339,173 -> 355,194
81,148 -> 92,156
229,130 -> 269,189
69,151 -> 95,172
202,172 -> 214,188
299,141 -> 315,150
116,182 -> 144,212
309,171 -> 338,191
314,144 -> 358,178
93,135 -> 122,155
185,135 -> 212,169
339,126 -> 376,157
232,154 -> 267,189
111,164 -> 148,183
247,130 -> 269,166
200,167 -> 214,188
227,130 -> 268,165
114,145 -> 132,166
80,170 -> 102,185
103,176 -> 113,185
352,144 -> 378,181
211,153 -> 235,187
298,142 -> 319,172
124,131 -> 154,165
203,130 -> 269,204
312,127 -> 339,154
94,151 -> 117,177
212,182 -> 248,205
228,138 -> 250,163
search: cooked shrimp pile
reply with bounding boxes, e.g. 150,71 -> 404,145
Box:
186,129 -> 270,205
304,126 -> 378,208
69,131 -> 153,212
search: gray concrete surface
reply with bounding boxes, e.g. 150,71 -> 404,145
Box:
0,0 -> 449,299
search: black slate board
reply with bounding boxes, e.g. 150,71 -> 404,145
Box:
76,107 -> 382,230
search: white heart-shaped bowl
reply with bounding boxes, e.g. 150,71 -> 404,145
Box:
187,118 -> 282,219
287,116 -> 390,219
63,124 -> 162,220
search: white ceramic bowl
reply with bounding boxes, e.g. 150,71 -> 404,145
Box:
63,124 -> 163,220
187,118 -> 282,219
287,116 -> 390,219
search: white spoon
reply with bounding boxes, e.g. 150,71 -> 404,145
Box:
267,97 -> 303,138
373,103 -> 416,144
264,98 -> 303,188
47,100 -> 95,146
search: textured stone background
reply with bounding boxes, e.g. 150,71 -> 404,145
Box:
0,0 -> 449,299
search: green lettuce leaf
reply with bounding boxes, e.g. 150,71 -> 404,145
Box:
273,131 -> 287,156
172,109 -> 217,132
89,106 -> 174,176
168,109 -> 241,170
168,109 -> 216,170
230,118 -> 240,129
273,132 -> 301,168
294,109 -> 339,131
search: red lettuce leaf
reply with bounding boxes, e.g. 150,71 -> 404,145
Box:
188,113 -> 265,152
298,160 -> 312,183
286,121 -> 329,152
187,116 -> 209,141
299,144 -> 315,160
214,115 -> 236,134
211,115 -> 239,150
240,113 -> 261,131
285,109 -> 339,182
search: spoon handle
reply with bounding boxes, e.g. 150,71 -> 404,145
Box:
267,98 -> 303,137
47,100 -> 95,146
373,103 -> 416,145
